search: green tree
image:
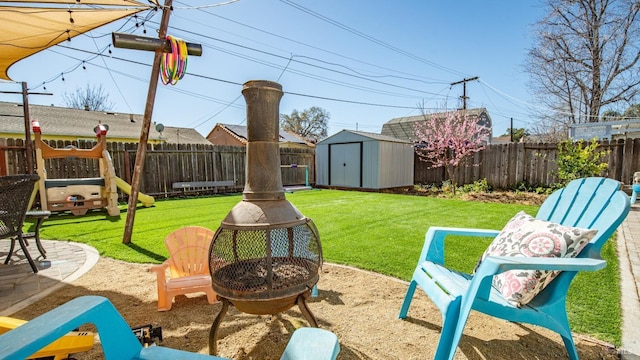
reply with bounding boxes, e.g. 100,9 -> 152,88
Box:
623,104 -> 640,119
601,110 -> 622,121
280,107 -> 329,143
63,84 -> 114,111
501,128 -> 530,142
556,137 -> 609,185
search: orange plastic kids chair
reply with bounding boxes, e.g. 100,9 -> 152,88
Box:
150,226 -> 218,311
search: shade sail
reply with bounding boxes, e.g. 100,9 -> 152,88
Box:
0,0 -> 151,80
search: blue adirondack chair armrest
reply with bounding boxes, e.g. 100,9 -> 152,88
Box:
0,296 -> 229,360
420,227 -> 501,265
467,256 -> 607,301
477,256 -> 606,275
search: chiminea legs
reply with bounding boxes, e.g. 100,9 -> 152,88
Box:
297,292 -> 319,327
208,298 -> 230,356
208,291 -> 318,356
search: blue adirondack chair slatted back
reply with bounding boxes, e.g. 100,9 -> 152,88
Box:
525,178 -> 629,307
537,177 -> 629,257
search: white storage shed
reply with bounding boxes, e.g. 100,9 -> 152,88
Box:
316,130 -> 414,190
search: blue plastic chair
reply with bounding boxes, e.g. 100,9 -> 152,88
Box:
0,296 -> 228,360
398,177 -> 630,360
280,327 -> 340,360
631,183 -> 640,203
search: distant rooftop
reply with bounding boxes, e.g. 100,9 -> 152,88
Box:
381,108 -> 492,143
210,123 -> 314,146
0,101 -> 210,144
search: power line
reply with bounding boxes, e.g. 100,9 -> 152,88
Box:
90,37 -> 134,113
152,21 -> 448,98
43,45 -> 429,112
279,0 -> 468,77
173,3 -> 449,84
173,0 -> 240,10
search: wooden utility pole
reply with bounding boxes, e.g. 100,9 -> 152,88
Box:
118,0 -> 202,244
450,76 -> 479,110
510,117 -> 514,142
21,83 -> 33,173
121,0 -> 173,244
0,83 -> 52,174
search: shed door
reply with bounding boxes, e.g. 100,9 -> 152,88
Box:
329,143 -> 361,187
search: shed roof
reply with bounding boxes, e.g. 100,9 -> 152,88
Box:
317,129 -> 411,145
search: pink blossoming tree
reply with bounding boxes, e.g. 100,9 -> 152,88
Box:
413,108 -> 491,195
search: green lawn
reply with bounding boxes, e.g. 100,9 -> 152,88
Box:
28,189 -> 621,345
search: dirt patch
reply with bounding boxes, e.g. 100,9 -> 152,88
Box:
393,186 -> 548,206
460,191 -> 547,206
12,257 -> 618,359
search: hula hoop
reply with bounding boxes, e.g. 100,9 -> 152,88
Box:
160,35 -> 188,85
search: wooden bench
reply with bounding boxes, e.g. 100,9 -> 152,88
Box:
172,181 -> 235,192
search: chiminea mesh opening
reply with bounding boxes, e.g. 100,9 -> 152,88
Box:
209,220 -> 321,300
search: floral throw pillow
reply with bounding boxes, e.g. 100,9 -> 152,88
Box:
476,211 -> 597,307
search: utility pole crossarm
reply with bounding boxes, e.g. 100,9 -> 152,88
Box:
450,76 -> 479,110
112,32 -> 202,56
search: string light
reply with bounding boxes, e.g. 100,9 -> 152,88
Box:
68,9 -> 74,24
35,44 -> 115,91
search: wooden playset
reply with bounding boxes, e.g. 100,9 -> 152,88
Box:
32,120 -> 153,216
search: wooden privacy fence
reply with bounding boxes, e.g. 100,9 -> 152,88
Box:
0,139 -> 316,197
414,139 -> 640,188
3,138 -> 640,193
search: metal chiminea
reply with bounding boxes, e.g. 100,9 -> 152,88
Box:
208,80 -> 322,355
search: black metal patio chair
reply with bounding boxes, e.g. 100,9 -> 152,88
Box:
1,174 -> 41,273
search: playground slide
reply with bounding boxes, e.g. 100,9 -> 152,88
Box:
114,177 -> 155,207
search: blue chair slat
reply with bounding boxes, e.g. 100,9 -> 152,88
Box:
570,179 -> 620,227
399,177 -> 630,360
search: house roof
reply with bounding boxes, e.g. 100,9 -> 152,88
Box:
0,101 -> 209,144
159,126 -> 212,145
491,135 -> 514,144
381,108 -> 492,142
209,123 -> 314,146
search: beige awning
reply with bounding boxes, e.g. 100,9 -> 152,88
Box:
0,0 -> 152,80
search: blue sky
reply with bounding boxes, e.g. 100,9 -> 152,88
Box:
0,1 -> 546,139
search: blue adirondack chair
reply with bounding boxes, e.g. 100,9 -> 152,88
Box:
0,296 -> 229,360
398,177 -> 630,360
